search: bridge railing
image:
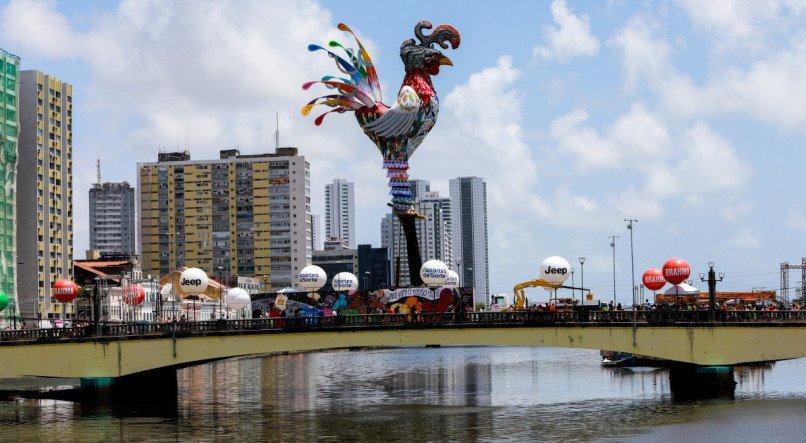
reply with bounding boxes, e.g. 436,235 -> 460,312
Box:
2,310 -> 806,343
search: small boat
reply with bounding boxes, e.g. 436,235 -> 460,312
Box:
601,350 -> 673,367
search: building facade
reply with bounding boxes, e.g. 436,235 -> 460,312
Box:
138,148 -> 311,290
324,178 -> 355,249
89,181 -> 136,256
450,177 -> 489,305
357,244 -> 390,291
0,50 -> 19,328
17,70 -> 74,322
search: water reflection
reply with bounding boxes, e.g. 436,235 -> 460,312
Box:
0,347 -> 805,441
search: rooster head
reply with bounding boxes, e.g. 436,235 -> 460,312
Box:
400,21 -> 461,76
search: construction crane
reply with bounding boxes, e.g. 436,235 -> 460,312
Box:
513,279 -> 558,310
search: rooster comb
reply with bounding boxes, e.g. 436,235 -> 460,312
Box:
413,21 -> 461,50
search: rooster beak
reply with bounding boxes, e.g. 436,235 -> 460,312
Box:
439,56 -> 453,66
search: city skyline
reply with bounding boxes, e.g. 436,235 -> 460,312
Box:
1,1 -> 805,306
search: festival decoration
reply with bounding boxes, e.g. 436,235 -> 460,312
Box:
52,279 -> 79,303
662,259 -> 691,285
275,293 -> 288,311
332,272 -> 358,292
226,287 -> 251,310
539,256 -> 571,287
443,270 -> 459,289
179,267 -> 209,296
420,260 -> 449,287
299,265 -> 327,292
642,268 -> 666,291
123,284 -> 146,305
303,21 -> 460,287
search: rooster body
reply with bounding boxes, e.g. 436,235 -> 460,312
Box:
303,21 -> 460,286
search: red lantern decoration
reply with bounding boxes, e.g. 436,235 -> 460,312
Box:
642,268 -> 666,291
52,279 -> 79,303
662,258 -> 691,285
123,284 -> 146,305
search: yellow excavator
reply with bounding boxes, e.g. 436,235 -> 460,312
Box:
513,279 -> 560,310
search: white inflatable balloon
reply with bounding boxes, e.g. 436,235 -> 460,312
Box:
225,287 -> 251,310
332,272 -> 358,292
420,260 -> 449,287
443,270 -> 459,289
298,265 -> 326,291
540,256 -> 571,287
179,267 -> 209,296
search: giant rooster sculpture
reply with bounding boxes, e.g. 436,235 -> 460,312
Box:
302,21 -> 460,287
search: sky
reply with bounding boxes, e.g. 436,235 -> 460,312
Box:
1,0 -> 805,305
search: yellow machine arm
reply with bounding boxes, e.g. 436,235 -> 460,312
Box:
513,279 -> 557,310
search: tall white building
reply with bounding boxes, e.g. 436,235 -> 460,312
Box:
311,213 -> 322,250
450,177 -> 489,305
325,179 -> 355,249
89,181 -> 136,255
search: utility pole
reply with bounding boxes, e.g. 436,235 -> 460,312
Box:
609,235 -> 619,307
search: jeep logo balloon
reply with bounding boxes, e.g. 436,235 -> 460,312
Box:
298,265 -> 326,291
332,272 -> 358,292
179,267 -> 209,296
420,259 -> 449,287
540,256 -> 571,287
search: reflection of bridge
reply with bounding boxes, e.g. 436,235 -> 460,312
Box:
2,311 -> 806,382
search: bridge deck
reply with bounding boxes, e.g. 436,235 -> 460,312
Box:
2,311 -> 806,378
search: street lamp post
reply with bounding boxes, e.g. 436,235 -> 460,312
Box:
625,219 -> 638,318
579,257 -> 586,312
609,236 -> 619,307
700,262 -> 724,322
364,271 -> 371,291
216,266 -> 224,319
570,267 -> 575,306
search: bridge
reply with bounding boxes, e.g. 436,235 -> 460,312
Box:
2,311 -> 806,383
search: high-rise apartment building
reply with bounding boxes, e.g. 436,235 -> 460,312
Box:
89,181 -> 136,256
0,49 -> 20,327
311,213 -> 321,250
17,70 -> 74,321
450,177 -> 489,305
138,148 -> 311,290
324,179 -> 355,249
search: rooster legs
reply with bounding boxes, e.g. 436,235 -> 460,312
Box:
398,213 -> 424,287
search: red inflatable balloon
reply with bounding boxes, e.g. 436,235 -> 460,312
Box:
123,284 -> 146,305
52,279 -> 79,303
662,258 -> 691,285
642,268 -> 666,291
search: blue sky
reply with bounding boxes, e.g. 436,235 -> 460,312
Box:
2,0 -> 805,304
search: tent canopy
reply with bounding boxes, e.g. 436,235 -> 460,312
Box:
664,283 -> 700,295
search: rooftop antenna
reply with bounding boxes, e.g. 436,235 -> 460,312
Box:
185,122 -> 189,153
96,159 -> 102,185
274,113 -> 280,150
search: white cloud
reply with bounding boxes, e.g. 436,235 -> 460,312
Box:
675,0 -> 806,53
533,0 -> 600,62
786,213 -> 806,231
548,105 -> 752,218
0,0 -> 80,58
611,15 -> 806,131
726,227 -> 762,250
0,0 -> 394,254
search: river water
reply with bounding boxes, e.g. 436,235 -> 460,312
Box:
1,347 -> 805,441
